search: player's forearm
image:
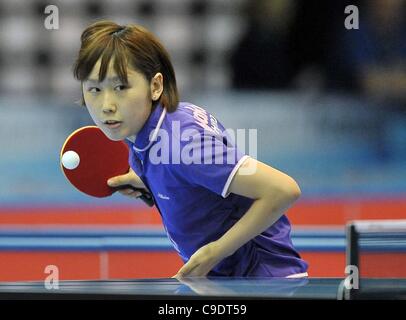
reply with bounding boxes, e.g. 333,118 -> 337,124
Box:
214,189 -> 300,259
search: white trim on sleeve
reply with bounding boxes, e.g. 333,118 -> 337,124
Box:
286,272 -> 309,279
221,155 -> 250,198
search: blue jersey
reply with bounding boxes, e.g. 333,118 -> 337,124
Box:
126,102 -> 308,277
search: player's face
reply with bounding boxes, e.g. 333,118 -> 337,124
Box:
82,58 -> 155,141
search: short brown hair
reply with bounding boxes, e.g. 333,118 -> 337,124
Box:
73,20 -> 179,112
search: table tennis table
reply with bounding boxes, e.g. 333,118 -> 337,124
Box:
0,277 -> 405,300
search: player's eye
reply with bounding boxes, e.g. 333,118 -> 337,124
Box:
114,85 -> 127,91
88,87 -> 100,93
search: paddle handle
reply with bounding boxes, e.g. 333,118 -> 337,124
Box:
115,186 -> 155,207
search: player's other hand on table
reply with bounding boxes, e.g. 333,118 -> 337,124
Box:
173,241 -> 227,278
107,168 -> 148,199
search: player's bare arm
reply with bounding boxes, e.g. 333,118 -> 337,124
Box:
175,157 -> 301,277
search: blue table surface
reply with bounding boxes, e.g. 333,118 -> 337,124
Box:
0,277 -> 405,300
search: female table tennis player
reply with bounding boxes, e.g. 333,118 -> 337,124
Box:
73,20 -> 308,278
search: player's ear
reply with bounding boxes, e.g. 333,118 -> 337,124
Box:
150,72 -> 163,102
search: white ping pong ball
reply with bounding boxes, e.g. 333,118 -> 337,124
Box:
61,150 -> 80,170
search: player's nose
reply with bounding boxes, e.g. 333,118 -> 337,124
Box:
102,93 -> 117,113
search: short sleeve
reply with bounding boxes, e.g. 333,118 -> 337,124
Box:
170,130 -> 250,198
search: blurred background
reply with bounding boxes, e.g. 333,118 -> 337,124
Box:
0,0 -> 405,281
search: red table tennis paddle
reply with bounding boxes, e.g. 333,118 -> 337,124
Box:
60,126 -> 154,207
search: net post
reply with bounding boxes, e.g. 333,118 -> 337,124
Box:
345,221 -> 359,300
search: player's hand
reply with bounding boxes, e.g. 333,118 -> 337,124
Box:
107,168 -> 148,199
173,241 -> 226,278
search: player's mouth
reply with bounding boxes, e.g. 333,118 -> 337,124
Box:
104,120 -> 122,129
